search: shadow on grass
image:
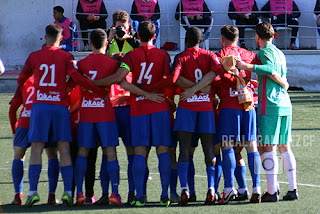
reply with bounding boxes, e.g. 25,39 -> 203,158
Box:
0,201 -> 252,213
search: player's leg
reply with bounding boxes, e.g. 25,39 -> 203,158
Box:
75,121 -> 96,205
98,121 -> 122,206
133,146 -> 148,206
84,147 -> 98,204
25,142 -> 45,207
143,147 -> 151,202
188,135 -> 198,202
242,108 -> 261,202
169,145 -> 180,203
45,147 -> 59,205
102,146 -> 122,206
131,114 -> 151,206
11,127 -> 29,205
25,103 -> 50,207
152,111 -> 172,206
218,109 -> 239,204
234,146 -> 249,201
199,133 -> 216,205
174,107 -> 198,205
213,142 -> 222,201
259,115 -> 281,202
95,153 -> 110,205
278,115 -> 298,201
114,106 -> 135,205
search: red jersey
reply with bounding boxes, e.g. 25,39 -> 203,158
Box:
110,73 -> 132,107
17,46 -> 105,107
172,47 -> 225,112
9,77 -> 35,133
216,45 -> 260,110
121,44 -> 171,116
77,54 -> 118,123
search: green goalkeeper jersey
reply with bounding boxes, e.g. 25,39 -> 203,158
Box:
253,44 -> 292,116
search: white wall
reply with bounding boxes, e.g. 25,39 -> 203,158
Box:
0,0 -> 318,69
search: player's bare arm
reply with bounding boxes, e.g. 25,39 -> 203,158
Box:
119,80 -> 165,103
92,67 -> 129,87
180,71 -> 216,101
236,60 -> 289,90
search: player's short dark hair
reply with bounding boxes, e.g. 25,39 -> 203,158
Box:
255,22 -> 274,40
185,27 -> 202,47
53,6 -> 64,14
138,21 -> 156,42
46,24 -> 63,41
112,10 -> 129,25
90,28 -> 107,49
220,25 -> 239,42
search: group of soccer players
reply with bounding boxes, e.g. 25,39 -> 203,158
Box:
10,18 -> 298,208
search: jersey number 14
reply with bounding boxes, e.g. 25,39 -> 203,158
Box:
137,62 -> 154,85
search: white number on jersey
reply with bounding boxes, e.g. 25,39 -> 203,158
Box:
39,64 -> 57,87
137,62 -> 154,85
195,68 -> 203,83
25,86 -> 35,104
89,70 -> 97,80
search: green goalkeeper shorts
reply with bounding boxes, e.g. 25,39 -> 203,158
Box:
258,114 -> 292,145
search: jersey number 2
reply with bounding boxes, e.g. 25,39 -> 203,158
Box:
137,62 -> 153,85
39,64 -> 57,87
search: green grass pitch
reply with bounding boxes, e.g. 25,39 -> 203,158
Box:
0,91 -> 319,214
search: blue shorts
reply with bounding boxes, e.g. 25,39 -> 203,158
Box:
78,121 -> 119,148
14,127 -> 30,148
131,111 -> 172,147
29,103 -> 72,143
174,107 -> 216,134
218,108 -> 257,142
114,106 -> 131,147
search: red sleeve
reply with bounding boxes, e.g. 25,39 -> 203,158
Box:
17,56 -> 33,86
172,55 -> 183,83
9,87 -> 23,134
67,58 -> 107,98
209,52 -> 226,76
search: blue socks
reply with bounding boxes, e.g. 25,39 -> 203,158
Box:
48,159 -> 59,193
248,151 -> 261,188
100,155 -> 109,195
143,167 -> 149,196
12,159 -> 24,194
188,155 -> 195,194
107,160 -> 120,196
133,155 -> 146,199
214,155 -> 222,192
60,165 -> 73,193
170,169 -> 178,195
318,25 -> 320,36
235,166 -> 247,190
222,149 -> 236,188
127,155 -> 135,194
29,164 -> 42,192
177,162 -> 189,192
75,156 -> 87,194
206,166 -> 215,189
158,153 -> 171,197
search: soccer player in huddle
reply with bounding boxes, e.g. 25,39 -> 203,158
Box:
17,24 -> 107,207
74,28 -> 123,206
215,25 -> 262,204
237,21 -> 298,202
172,26 -> 226,205
9,77 -> 59,205
92,21 -> 172,206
